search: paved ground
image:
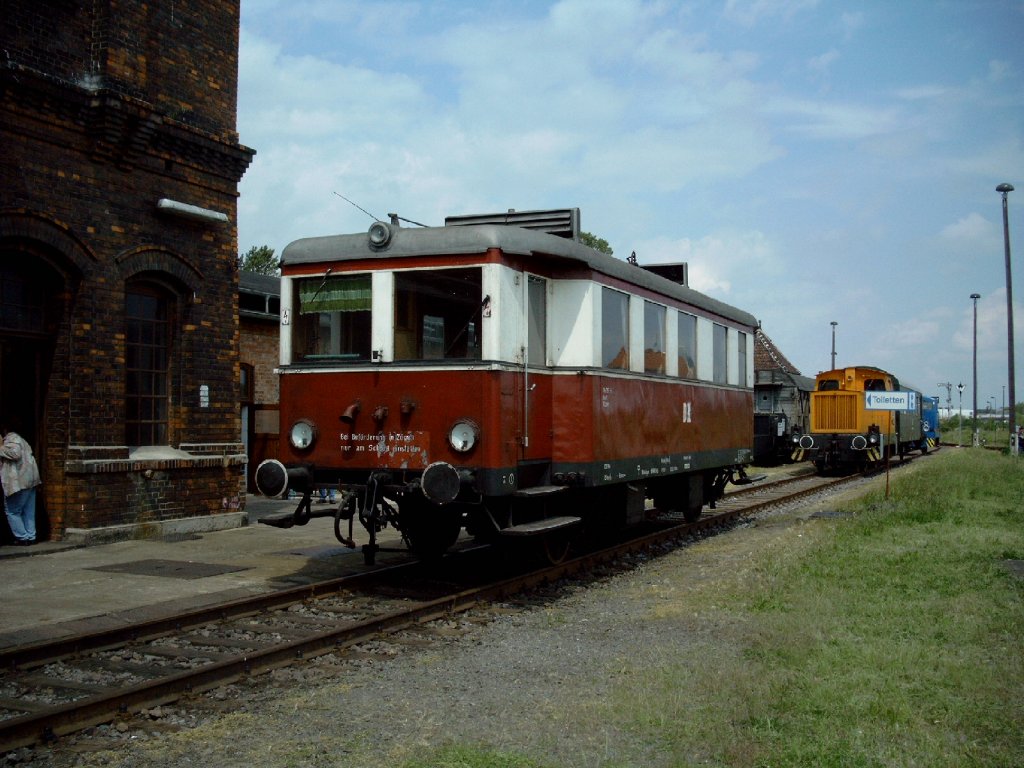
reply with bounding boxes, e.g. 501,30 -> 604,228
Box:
0,465 -> 812,652
0,495 -> 410,651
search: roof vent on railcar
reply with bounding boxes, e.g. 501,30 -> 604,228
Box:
639,262 -> 689,286
367,220 -> 394,249
444,207 -> 581,240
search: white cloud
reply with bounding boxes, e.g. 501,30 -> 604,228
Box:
939,213 -> 994,242
236,1 -> 1024,402
808,49 -> 840,75
722,0 -> 819,27
633,229 -> 777,297
949,288 -> 1023,361
770,97 -> 903,140
894,85 -> 949,101
840,11 -> 864,37
988,59 -> 1013,82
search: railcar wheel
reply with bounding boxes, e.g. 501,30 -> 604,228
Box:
683,504 -> 703,523
399,495 -> 462,561
540,529 -> 572,565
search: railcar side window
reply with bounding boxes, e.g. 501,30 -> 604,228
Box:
644,301 -> 666,374
294,274 -> 371,361
527,275 -> 547,366
677,312 -> 696,378
737,332 -> 747,386
712,323 -> 727,384
394,268 -> 482,361
818,380 -> 839,391
601,287 -> 629,370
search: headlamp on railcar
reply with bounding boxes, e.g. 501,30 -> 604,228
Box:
289,419 -> 318,451
447,420 -> 479,453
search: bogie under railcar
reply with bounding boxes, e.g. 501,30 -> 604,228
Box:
256,212 -> 757,563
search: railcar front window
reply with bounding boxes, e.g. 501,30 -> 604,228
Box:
394,268 -> 482,361
644,301 -> 666,374
294,274 -> 371,362
677,312 -> 696,378
602,288 -> 629,370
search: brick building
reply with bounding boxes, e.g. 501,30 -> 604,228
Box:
239,272 -> 281,491
1,0 -> 255,542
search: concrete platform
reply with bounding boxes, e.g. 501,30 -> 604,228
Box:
0,465 -> 812,652
0,495 -> 410,651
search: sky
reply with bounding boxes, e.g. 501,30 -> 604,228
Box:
236,0 -> 1024,416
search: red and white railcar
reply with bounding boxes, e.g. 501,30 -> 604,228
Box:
256,213 -> 756,562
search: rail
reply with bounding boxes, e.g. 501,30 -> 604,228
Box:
0,467 -> 885,753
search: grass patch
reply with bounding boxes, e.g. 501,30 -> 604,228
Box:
69,451 -> 1024,768
619,450 -> 1024,766
401,743 -> 552,768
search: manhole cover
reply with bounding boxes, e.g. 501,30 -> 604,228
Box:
89,559 -> 249,579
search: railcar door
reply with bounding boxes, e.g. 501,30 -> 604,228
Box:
519,275 -> 552,482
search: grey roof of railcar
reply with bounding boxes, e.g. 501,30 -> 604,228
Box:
282,223 -> 757,328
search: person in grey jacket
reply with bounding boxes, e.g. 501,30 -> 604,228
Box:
1,424 -> 42,545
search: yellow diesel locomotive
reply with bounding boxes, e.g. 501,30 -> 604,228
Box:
795,366 -> 927,473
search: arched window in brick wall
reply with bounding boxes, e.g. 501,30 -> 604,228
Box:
0,252 -> 65,450
125,281 -> 175,447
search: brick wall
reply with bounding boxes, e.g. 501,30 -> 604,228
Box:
1,0 -> 254,540
241,318 -> 281,406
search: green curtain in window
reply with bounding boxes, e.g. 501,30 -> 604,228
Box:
299,275 -> 371,314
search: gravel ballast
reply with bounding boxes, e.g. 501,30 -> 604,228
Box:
11,475 -> 880,768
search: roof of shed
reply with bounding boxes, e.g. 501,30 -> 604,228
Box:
755,328 -> 802,375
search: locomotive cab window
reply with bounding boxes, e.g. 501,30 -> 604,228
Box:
395,268 -> 482,361
818,380 -> 839,391
294,274 -> 371,362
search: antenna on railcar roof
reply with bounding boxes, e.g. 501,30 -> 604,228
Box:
388,213 -> 429,227
333,191 -> 380,221
332,192 -> 429,228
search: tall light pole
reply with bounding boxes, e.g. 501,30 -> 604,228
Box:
971,293 -> 981,447
957,382 -> 964,446
997,182 -> 1017,455
830,321 -> 838,370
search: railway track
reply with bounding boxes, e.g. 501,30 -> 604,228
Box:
0,467 -> 879,753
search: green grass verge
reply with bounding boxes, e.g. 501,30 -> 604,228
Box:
403,450 -> 1024,768
623,449 -> 1024,767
